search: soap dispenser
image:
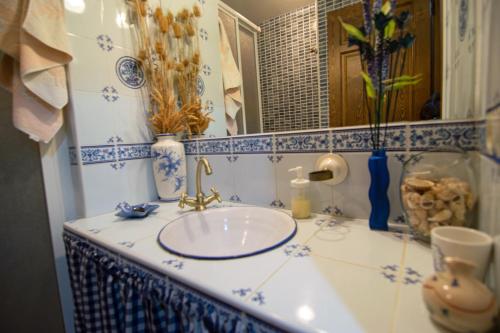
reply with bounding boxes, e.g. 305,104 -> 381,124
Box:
288,166 -> 311,219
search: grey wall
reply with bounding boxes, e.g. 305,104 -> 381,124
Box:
0,88 -> 65,333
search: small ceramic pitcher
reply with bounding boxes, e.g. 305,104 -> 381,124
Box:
422,257 -> 498,333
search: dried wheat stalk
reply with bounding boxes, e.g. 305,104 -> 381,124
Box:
129,0 -> 213,136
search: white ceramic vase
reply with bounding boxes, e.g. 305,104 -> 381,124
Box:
151,134 -> 186,202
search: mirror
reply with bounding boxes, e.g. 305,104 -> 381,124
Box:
216,0 -> 479,136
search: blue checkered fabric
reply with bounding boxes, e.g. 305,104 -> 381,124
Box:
63,232 -> 282,333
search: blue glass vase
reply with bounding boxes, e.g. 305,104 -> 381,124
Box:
368,149 -> 390,231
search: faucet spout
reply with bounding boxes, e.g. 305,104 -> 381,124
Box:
179,157 -> 222,211
196,157 -> 212,195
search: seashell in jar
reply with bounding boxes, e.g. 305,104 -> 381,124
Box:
434,199 -> 446,210
420,191 -> 435,210
465,192 -> 476,210
405,192 -> 422,210
405,178 -> 435,192
447,181 -> 471,195
428,209 -> 453,223
450,198 -> 466,221
435,188 -> 460,202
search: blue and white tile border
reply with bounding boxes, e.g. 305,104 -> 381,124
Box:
181,120 -> 481,156
69,120 -> 485,167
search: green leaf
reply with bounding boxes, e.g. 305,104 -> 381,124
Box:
361,72 -> 376,98
384,19 -> 396,38
383,74 -> 423,84
339,18 -> 368,42
385,78 -> 422,91
381,1 -> 391,15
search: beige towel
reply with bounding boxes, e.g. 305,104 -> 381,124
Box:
0,0 -> 72,143
218,18 -> 242,136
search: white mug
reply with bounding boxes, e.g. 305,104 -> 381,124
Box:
431,226 -> 493,280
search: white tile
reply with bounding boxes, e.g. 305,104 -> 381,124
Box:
232,154 -> 275,207
113,95 -> 153,144
80,163 -> 126,217
67,34 -> 113,93
392,282 -> 439,333
68,90 -> 117,145
65,212 -> 122,235
387,152 -> 406,221
101,0 -> 137,49
393,239 -> 437,333
64,0 -> 105,38
306,219 -> 406,269
331,153 -> 371,219
250,255 -> 399,333
120,158 -> 157,204
91,216 -> 169,247
199,155 -> 234,201
186,155 -> 198,196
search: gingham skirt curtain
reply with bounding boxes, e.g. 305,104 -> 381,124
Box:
63,233 -> 279,333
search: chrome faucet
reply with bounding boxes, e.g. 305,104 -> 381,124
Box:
178,157 -> 222,211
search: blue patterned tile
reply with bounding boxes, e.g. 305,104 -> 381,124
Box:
196,76 -> 205,96
331,125 -> 406,152
162,259 -> 184,270
182,140 -> 198,155
283,244 -> 311,257
202,64 -> 211,76
115,56 -> 145,89
409,121 -> 478,151
110,161 -> 126,170
198,138 -> 231,155
270,199 -> 285,208
199,28 -> 208,41
275,131 -> 329,153
229,194 -> 241,203
233,135 -> 273,154
96,34 -> 113,51
232,288 -> 252,297
118,241 -> 135,248
118,143 -> 152,161
251,292 -> 266,305
101,86 -> 119,102
80,145 -> 116,164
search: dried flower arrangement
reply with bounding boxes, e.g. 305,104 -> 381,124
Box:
129,0 -> 213,137
340,0 -> 420,150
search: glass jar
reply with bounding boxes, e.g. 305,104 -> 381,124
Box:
400,147 -> 477,242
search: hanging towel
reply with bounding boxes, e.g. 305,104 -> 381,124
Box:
218,17 -> 242,136
0,0 -> 72,143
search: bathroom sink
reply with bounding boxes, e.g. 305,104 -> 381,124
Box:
157,206 -> 297,259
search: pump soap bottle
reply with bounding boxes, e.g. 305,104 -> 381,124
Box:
289,166 -> 311,219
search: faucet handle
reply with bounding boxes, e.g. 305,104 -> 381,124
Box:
178,193 -> 187,208
210,187 -> 222,203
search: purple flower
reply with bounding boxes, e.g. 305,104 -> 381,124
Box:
373,0 -> 382,13
391,0 -> 397,14
362,0 -> 372,34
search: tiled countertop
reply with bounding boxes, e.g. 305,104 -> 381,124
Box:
64,202 -> 439,333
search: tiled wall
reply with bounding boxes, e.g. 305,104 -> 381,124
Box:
64,0 -> 225,217
258,4 -> 320,132
182,120 -> 480,223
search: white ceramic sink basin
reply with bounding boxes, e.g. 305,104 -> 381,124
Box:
157,206 -> 297,259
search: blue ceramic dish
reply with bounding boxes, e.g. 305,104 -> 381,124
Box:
115,202 -> 160,218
